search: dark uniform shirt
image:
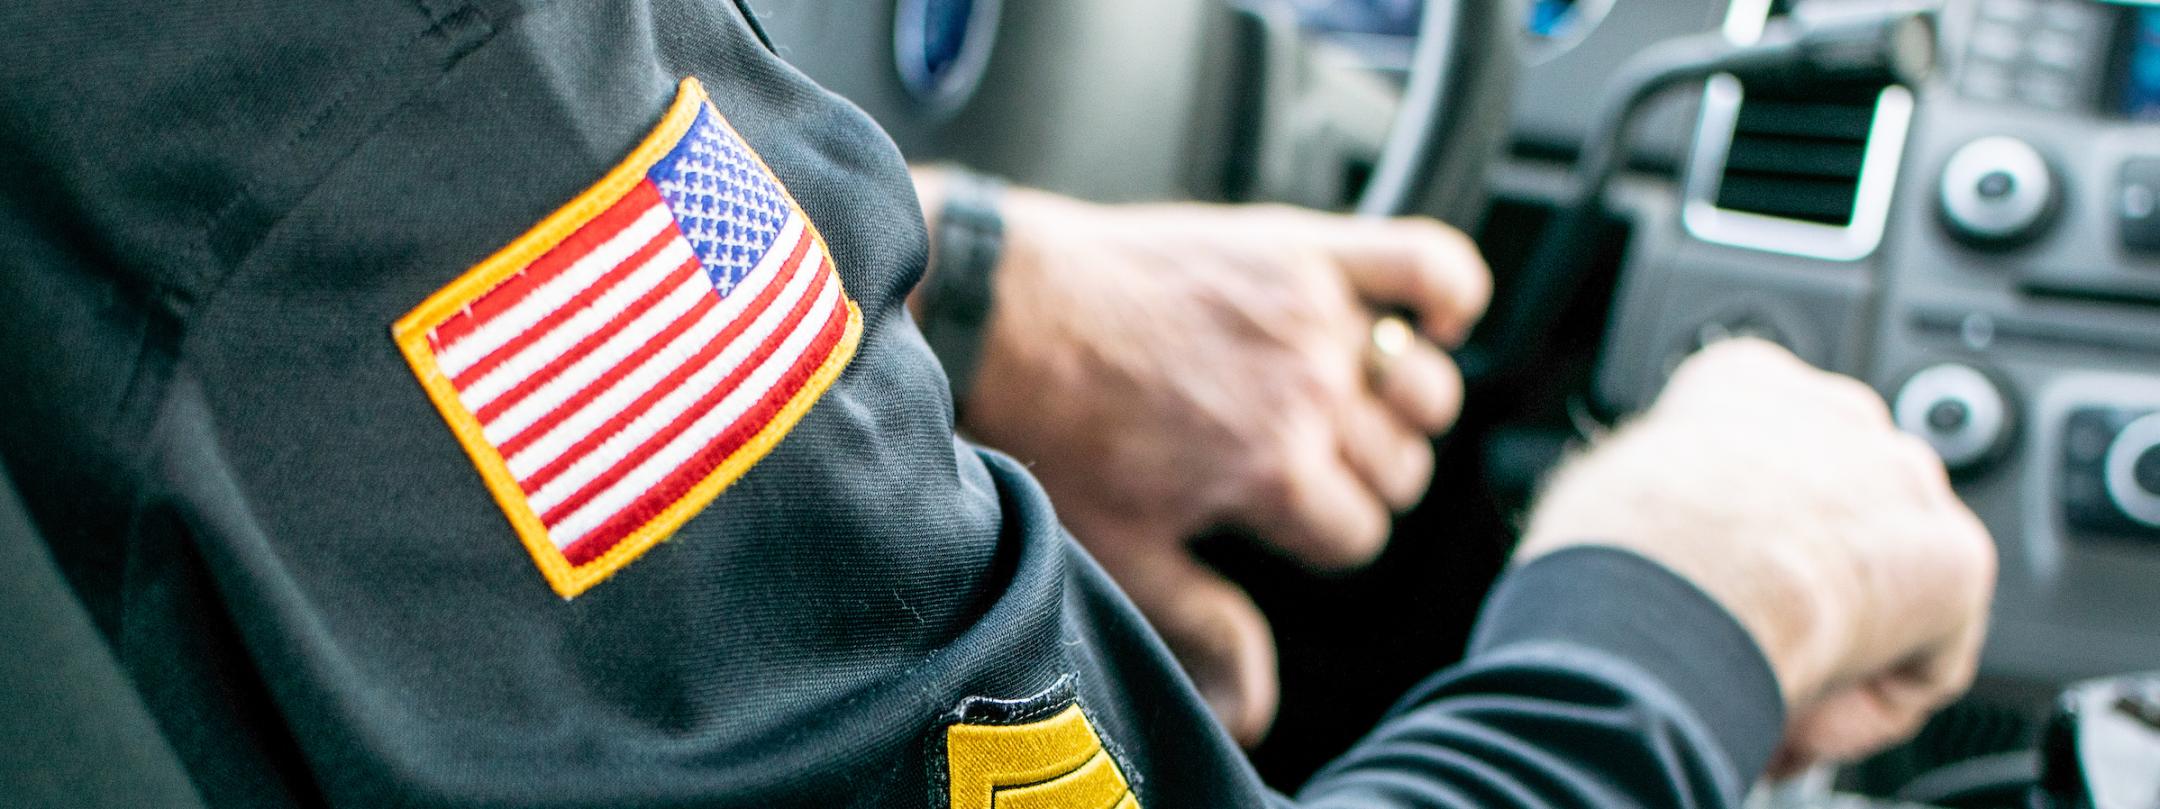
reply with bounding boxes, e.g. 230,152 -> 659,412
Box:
0,0 -> 1785,806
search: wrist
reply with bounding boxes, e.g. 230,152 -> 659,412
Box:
909,165 -> 1008,414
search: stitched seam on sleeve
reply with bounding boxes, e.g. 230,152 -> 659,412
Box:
186,0 -> 502,316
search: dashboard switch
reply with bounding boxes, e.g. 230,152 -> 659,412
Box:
2105,413 -> 2160,529
2118,158 -> 2160,252
1895,363 -> 2015,472
2135,444 -> 2160,494
2063,407 -> 2160,539
1940,136 -> 2059,246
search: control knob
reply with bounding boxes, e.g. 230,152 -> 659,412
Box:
1893,362 -> 2015,472
2103,413 -> 2160,530
1938,135 -> 2060,246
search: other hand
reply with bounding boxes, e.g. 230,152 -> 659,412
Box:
1518,339 -> 1997,778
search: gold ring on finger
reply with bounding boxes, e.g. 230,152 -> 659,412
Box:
1365,315 -> 1415,385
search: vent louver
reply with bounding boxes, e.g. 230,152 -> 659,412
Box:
1711,83 -> 1884,227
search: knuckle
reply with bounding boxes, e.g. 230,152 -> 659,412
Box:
1684,337 -> 1775,377
1245,458 -> 1300,508
1889,432 -> 1946,474
1716,335 -> 1800,368
1823,374 -> 1892,421
1667,340 -> 1775,395
1949,507 -> 2000,585
1234,437 -> 1304,507
1888,433 -> 1960,499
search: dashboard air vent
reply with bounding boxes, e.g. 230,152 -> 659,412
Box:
1711,82 -> 1884,227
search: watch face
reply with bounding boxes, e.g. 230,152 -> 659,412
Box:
893,0 -> 1000,115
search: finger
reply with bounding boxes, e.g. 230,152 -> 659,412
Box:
1673,337 -> 1811,389
1887,432 -> 1957,503
1327,218 -> 1492,345
1337,393 -> 1436,511
1779,619 -> 1986,773
1778,673 -> 1946,768
1661,338 -> 1806,410
1371,335 -> 1464,434
1250,422 -> 1393,570
1797,367 -> 1895,427
1897,593 -> 1990,705
1762,745 -> 1812,782
1088,537 -> 1280,747
1724,341 -> 1892,426
1844,508 -> 1995,682
1153,563 -> 1280,748
1672,339 -> 1892,427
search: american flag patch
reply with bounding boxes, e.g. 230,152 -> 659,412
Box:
393,78 -> 862,598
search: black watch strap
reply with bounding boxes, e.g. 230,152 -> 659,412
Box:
918,167 -> 1006,413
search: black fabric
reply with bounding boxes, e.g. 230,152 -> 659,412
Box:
1296,547 -> 1787,808
1,0 -> 1781,806
0,461 -> 207,809
1465,547 -> 1788,783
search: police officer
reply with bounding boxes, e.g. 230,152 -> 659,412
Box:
0,2 -> 1992,808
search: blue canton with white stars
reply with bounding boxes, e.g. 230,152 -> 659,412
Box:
648,104 -> 791,296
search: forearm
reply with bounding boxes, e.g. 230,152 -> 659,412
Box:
1289,547 -> 1786,808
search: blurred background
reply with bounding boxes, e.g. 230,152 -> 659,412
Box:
752,0 -> 2160,805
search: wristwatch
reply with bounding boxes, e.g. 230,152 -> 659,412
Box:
917,166 -> 1006,413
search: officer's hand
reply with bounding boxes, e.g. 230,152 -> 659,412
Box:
926,176 -> 1489,746
1518,339 -> 1997,778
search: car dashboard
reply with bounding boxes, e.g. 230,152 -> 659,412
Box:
753,0 -> 2160,799
1580,0 -> 2160,693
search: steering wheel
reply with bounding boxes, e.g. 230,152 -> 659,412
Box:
1225,0 -> 1525,230
1357,0 -> 1526,228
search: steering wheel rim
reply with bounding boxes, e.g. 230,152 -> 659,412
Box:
1358,0 -> 1525,229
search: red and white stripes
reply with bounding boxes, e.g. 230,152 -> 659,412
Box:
423,179 -> 847,564
395,78 -> 861,597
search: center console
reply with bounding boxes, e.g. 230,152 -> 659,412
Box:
1597,0 -> 2160,689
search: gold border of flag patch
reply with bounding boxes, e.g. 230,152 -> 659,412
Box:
390,77 -> 862,599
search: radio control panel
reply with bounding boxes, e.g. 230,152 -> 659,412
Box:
1599,0 -> 2160,687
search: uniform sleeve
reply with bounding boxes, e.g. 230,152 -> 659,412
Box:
1288,546 -> 1788,809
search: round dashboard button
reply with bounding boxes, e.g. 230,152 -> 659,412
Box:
2136,444 -> 2160,495
1976,170 -> 2015,199
2107,414 -> 2160,528
1928,399 -> 1972,432
1894,363 -> 2015,472
1939,136 -> 2059,246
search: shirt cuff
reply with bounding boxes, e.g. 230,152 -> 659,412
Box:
1469,545 -> 1788,785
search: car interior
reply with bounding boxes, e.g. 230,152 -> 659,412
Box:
753,0 -> 2160,805
2,0 -> 2155,806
